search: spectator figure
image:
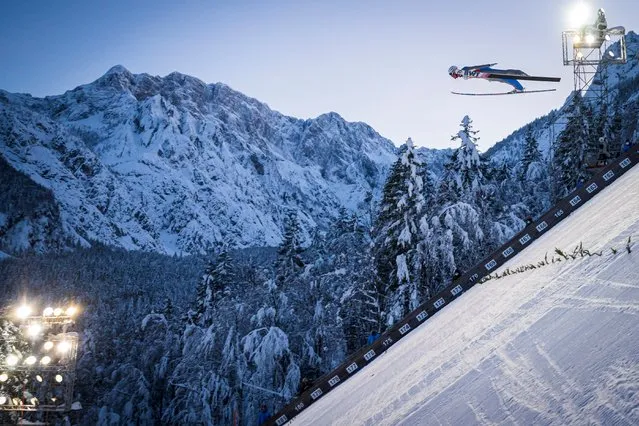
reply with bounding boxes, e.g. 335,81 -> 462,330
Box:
367,330 -> 380,345
299,377 -> 312,394
257,403 -> 271,425
452,269 -> 462,280
622,141 -> 631,153
577,178 -> 586,189
524,216 -> 533,225
597,137 -> 610,166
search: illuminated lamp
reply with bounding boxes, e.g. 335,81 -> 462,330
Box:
16,305 -> 31,319
57,341 -> 71,354
27,323 -> 42,338
6,355 -> 19,366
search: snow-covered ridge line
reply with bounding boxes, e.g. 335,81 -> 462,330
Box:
269,146 -> 639,425
0,66 -> 407,254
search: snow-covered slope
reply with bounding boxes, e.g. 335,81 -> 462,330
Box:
0,155 -> 68,253
293,162 -> 639,425
0,66 -> 398,254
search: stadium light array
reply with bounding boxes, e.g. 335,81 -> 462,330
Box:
11,303 -> 79,323
1,300 -> 80,413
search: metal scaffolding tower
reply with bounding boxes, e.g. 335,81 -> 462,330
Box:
562,9 -> 626,105
0,304 -> 81,424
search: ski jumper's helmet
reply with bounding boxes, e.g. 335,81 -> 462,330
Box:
448,66 -> 459,78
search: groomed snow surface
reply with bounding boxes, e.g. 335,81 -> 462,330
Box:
294,164 -> 639,425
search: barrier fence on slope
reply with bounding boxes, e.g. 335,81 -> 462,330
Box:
268,145 -> 639,426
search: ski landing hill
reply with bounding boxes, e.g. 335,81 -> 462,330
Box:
292,160 -> 639,424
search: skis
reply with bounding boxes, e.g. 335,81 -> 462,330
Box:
451,88 -> 557,96
483,73 -> 561,82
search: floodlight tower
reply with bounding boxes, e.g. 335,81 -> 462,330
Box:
562,7 -> 626,106
0,303 -> 80,423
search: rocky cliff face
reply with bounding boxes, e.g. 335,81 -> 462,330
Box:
0,66 -> 398,254
0,155 -> 68,254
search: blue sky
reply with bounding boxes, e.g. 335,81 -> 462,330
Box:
1,0 -> 638,150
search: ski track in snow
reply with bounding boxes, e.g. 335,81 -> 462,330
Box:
292,163 -> 639,425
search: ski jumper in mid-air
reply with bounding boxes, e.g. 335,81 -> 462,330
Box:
448,63 -> 526,91
448,63 -> 560,95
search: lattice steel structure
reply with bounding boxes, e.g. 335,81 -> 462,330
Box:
562,18 -> 626,105
0,307 -> 79,418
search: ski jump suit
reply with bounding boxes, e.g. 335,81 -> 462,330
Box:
450,65 -> 526,91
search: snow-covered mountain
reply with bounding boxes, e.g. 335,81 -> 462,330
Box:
0,66 -> 403,254
6,33 -> 636,257
487,31 -> 639,164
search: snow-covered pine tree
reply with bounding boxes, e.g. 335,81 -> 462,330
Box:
371,138 -> 432,326
240,307 -> 300,425
518,126 -> 551,217
520,126 -> 543,181
434,116 -> 488,270
299,209 -> 373,372
163,249 -> 257,425
106,313 -> 180,425
606,101 -> 624,153
322,209 -> 377,354
584,101 -> 611,174
273,211 -> 305,328
441,115 -> 485,204
552,93 -> 590,200
194,248 -> 235,326
275,211 -> 304,290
